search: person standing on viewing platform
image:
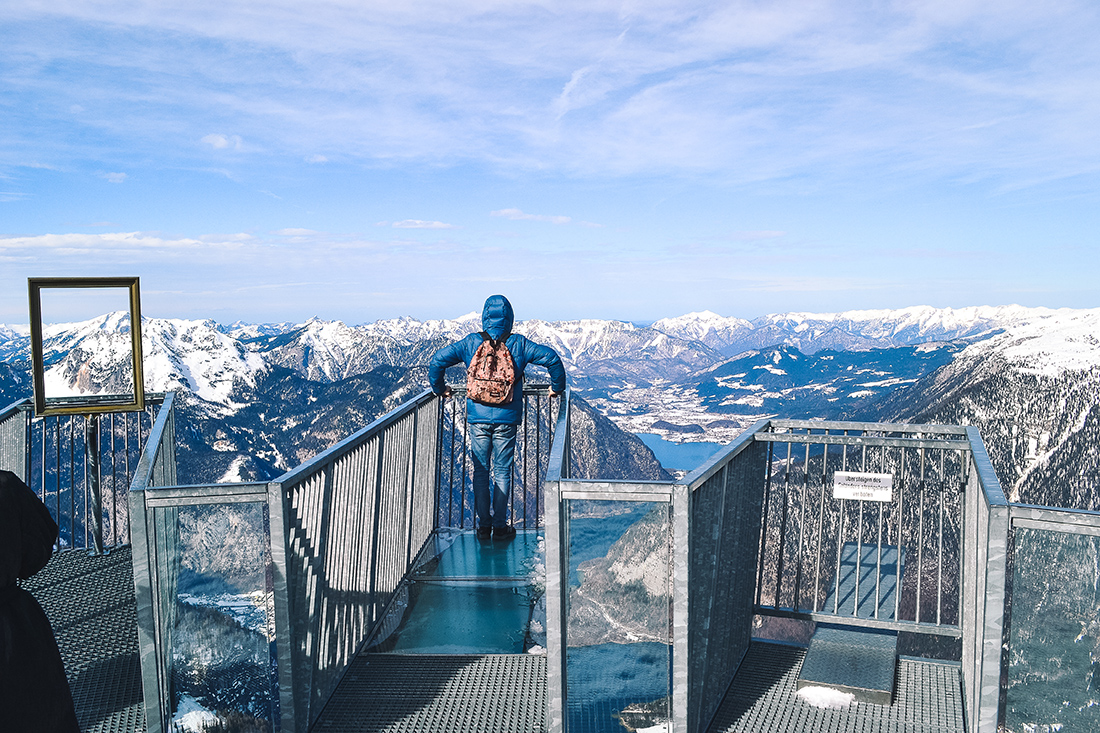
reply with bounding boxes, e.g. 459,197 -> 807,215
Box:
0,470 -> 80,733
429,294 -> 567,540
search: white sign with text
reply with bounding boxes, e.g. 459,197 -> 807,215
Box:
833,471 -> 894,502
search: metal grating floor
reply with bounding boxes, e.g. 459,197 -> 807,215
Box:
708,641 -> 965,733
22,547 -> 146,733
313,653 -> 547,732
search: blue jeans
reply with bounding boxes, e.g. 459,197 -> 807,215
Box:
469,422 -> 517,529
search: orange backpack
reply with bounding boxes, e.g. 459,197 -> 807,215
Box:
466,333 -> 517,405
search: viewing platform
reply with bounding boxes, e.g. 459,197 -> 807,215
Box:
4,387 -> 1099,733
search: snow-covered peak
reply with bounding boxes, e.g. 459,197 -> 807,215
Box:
140,317 -> 267,408
754,304 -> 1060,342
358,312 -> 480,344
955,308 -> 1100,376
652,311 -> 754,349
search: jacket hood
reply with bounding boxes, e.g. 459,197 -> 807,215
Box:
481,295 -> 514,340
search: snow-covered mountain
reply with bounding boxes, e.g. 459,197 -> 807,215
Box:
652,305 -> 1068,356
1,304 -> 1097,506
873,309 -> 1100,510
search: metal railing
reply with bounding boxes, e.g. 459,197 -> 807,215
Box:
1,394 -> 165,552
542,404 -> 1038,733
120,380 -> 1100,733
130,385 -> 561,733
438,385 -> 560,529
753,420 -> 970,635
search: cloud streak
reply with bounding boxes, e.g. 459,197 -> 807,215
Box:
2,1 -> 1097,188
491,208 -> 571,225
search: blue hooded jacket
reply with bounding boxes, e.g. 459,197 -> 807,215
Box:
428,295 -> 567,424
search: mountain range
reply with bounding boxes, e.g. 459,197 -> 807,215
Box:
1,304 -> 1097,509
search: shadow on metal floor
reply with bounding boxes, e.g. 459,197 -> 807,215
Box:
23,547 -> 146,733
707,641 -> 965,733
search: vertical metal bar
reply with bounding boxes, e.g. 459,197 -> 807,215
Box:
535,392 -> 543,529
23,408 -> 33,488
54,416 -> 61,528
874,446 -> 884,619
40,416 -> 47,502
917,447 -> 926,623
86,414 -> 104,555
124,411 -> 131,486
68,416 -> 76,550
813,442 -> 828,611
522,393 -> 529,529
460,400 -> 468,529
834,431 -> 849,615
896,446 -> 905,621
854,443 -> 867,619
405,408 -> 419,567
447,398 -> 456,527
937,449 -> 946,626
774,440 -> 793,608
755,438 -> 774,608
793,441 -> 810,610
107,412 -> 114,547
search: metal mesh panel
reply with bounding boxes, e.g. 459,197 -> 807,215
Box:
689,438 -> 768,733
276,391 -> 447,731
0,399 -> 28,478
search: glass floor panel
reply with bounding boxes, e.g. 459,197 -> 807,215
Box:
415,530 -> 542,579
369,529 -> 544,654
370,580 -> 534,654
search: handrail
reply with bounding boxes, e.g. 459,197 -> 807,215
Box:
770,418 -> 970,435
0,397 -> 30,422
276,387 -> 437,487
130,391 -> 176,493
682,417 -> 770,488
967,425 -> 1008,506
544,386 -> 570,482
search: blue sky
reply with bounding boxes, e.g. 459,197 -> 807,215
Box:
2,1 -> 1099,324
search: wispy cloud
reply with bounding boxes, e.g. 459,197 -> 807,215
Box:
101,172 -> 127,183
2,1 -> 1098,189
201,133 -> 243,151
392,219 -> 457,229
491,208 -> 571,225
732,231 -> 786,241
0,232 -> 236,252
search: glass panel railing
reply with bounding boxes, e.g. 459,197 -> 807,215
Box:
565,499 -> 672,733
1005,524 -> 1100,733
155,497 -> 278,733
366,528 -> 545,655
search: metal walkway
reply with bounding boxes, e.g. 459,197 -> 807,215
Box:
313,654 -> 547,732
24,547 -> 146,733
707,641 -> 964,733
22,546 -> 965,733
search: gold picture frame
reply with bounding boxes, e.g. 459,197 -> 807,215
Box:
28,276 -> 145,416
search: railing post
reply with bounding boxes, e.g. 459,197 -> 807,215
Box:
962,426 -> 1010,733
86,413 -> 105,555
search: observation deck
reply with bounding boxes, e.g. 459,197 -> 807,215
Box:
3,387 -> 1098,733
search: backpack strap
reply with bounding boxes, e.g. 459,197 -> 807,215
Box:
479,331 -> 511,349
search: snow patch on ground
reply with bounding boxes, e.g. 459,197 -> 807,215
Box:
796,685 -> 856,709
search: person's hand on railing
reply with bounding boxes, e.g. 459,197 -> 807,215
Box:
439,386 -> 454,399
547,389 -> 559,398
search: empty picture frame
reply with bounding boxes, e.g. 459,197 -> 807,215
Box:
28,276 -> 146,416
